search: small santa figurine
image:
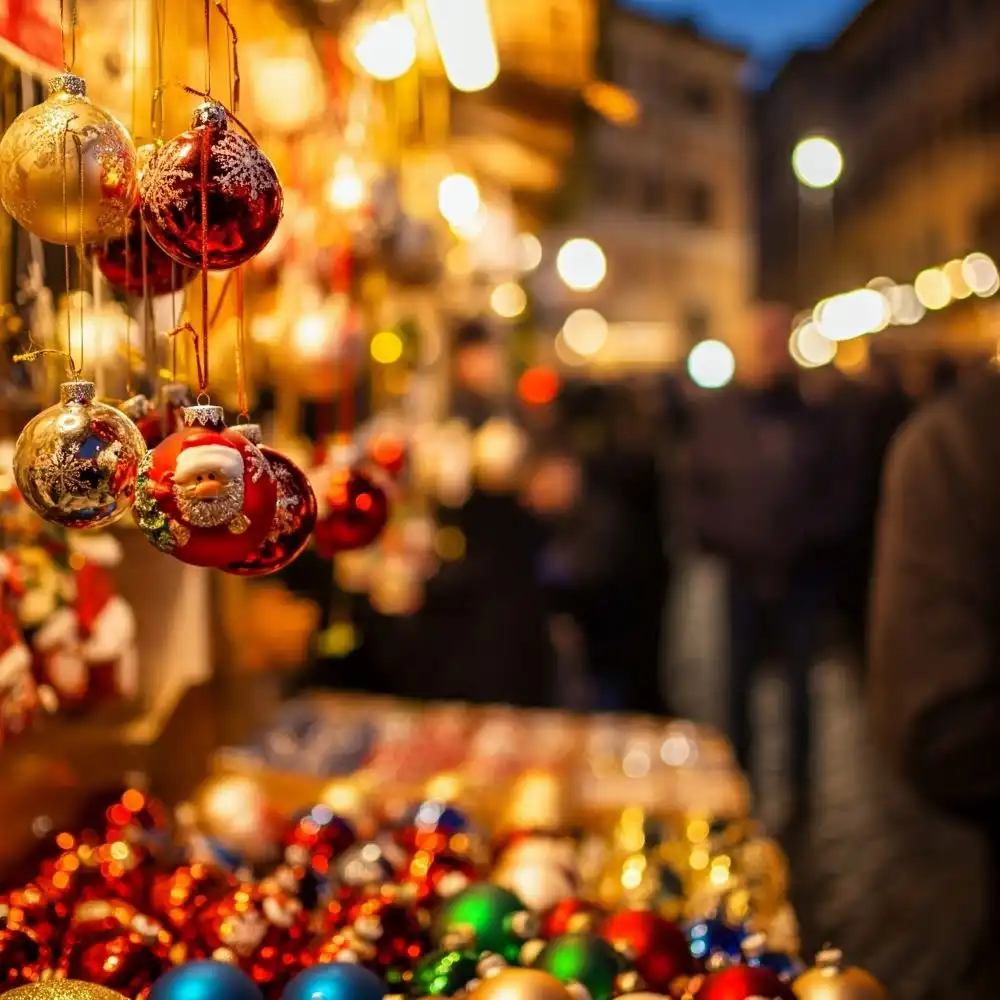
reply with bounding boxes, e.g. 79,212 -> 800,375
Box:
68,533 -> 138,707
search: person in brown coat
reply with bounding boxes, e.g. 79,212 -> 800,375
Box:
870,363 -> 1000,996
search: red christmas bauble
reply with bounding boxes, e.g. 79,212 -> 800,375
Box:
694,965 -> 796,1000
1,882 -> 72,948
283,807 -> 357,876
225,426 -> 318,576
133,404 -> 278,568
542,899 -> 605,939
193,884 -> 310,994
59,900 -> 174,995
403,850 -> 479,905
0,924 -> 49,988
601,910 -> 694,993
120,385 -> 194,450
149,864 -> 237,940
140,102 -> 283,270
314,467 -> 389,558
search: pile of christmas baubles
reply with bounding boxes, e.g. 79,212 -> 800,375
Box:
0,776 -> 889,1000
0,73 -> 398,573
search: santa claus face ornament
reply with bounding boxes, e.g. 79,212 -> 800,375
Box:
133,405 -> 278,568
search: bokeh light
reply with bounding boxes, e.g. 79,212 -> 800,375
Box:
438,173 -> 481,230
962,253 -> 1000,297
687,339 -> 735,389
490,282 -> 527,319
352,13 -> 417,81
556,238 -> 607,292
561,308 -> 608,357
371,329 -> 404,364
517,233 -> 543,272
791,135 -> 843,189
885,283 -> 925,326
789,321 -> 837,368
914,268 -> 953,310
814,288 -> 890,341
943,259 -> 972,300
518,366 -> 560,406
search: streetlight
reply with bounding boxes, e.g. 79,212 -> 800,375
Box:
556,238 -> 607,293
792,135 -> 844,190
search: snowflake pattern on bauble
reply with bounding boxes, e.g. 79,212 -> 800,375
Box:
245,443 -> 274,484
140,141 -> 193,224
214,130 -> 277,200
33,440 -> 87,509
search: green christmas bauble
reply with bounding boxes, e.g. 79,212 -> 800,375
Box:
410,951 -> 481,997
434,884 -> 531,963
532,933 -> 627,1000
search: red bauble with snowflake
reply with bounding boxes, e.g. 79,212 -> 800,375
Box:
139,102 -> 283,270
224,425 -> 318,577
313,466 -> 389,558
133,404 -> 278,568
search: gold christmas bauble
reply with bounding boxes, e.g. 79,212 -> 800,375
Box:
4,982 -> 127,1000
793,948 -> 889,1000
14,380 -> 146,530
470,968 -> 575,1000
0,74 -> 137,244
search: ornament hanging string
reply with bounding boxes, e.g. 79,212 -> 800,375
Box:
59,0 -> 78,74
197,0 -> 213,397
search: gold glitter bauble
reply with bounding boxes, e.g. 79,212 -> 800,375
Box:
14,380 -> 146,529
793,948 -> 889,1000
471,969 -> 576,1000
0,74 -> 137,245
4,982 -> 128,1000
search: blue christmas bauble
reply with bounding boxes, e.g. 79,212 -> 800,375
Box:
686,918 -> 745,962
747,950 -> 804,981
283,964 -> 385,1000
149,961 -> 262,1000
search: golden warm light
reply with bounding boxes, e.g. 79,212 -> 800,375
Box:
583,81 -> 641,127
789,321 -> 837,368
426,0 -> 500,93
517,233 -> 543,272
353,12 -> 417,81
438,173 -> 481,230
490,282 -> 527,319
814,288 -> 889,341
557,238 -> 607,292
792,135 -> 843,189
687,339 -> 735,389
943,259 -> 972,300
371,330 -> 404,364
562,309 -> 608,357
962,253 -> 1000,297
293,312 -> 335,358
914,268 -> 952,311
326,157 -> 366,212
885,284 -> 925,326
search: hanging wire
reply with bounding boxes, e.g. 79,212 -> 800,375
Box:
59,0 -> 78,74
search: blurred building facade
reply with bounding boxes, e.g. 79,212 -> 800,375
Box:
757,0 -> 1000,355
537,4 -> 752,371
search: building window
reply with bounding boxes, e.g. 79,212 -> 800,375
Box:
640,173 -> 666,213
685,182 -> 715,226
681,82 -> 716,115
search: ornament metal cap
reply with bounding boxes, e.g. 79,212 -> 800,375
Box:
49,72 -> 87,96
814,946 -> 844,972
192,101 -> 229,130
182,404 -> 226,429
740,932 -> 768,960
59,380 -> 96,404
231,423 -> 262,445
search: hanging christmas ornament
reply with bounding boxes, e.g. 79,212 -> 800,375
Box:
532,933 -> 637,1000
140,102 -> 283,270
686,915 -> 745,964
694,964 -> 796,1000
148,961 -> 265,1000
224,425 -> 317,576
792,948 -> 888,1000
540,900 -> 605,941
0,74 -> 137,245
468,968 -> 577,1000
133,404 -> 278,567
403,850 -> 479,906
4,982 -> 132,1000
314,460 -> 389,558
14,380 -> 146,529
409,950 -> 481,997
96,143 -> 196,295
433,884 -> 535,964
284,964 -> 385,1000
120,395 -> 166,450
600,911 -> 693,994
282,806 -> 357,877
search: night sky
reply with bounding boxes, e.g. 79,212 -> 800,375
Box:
623,0 -> 870,56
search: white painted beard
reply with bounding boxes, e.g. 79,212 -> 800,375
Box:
173,478 -> 245,528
